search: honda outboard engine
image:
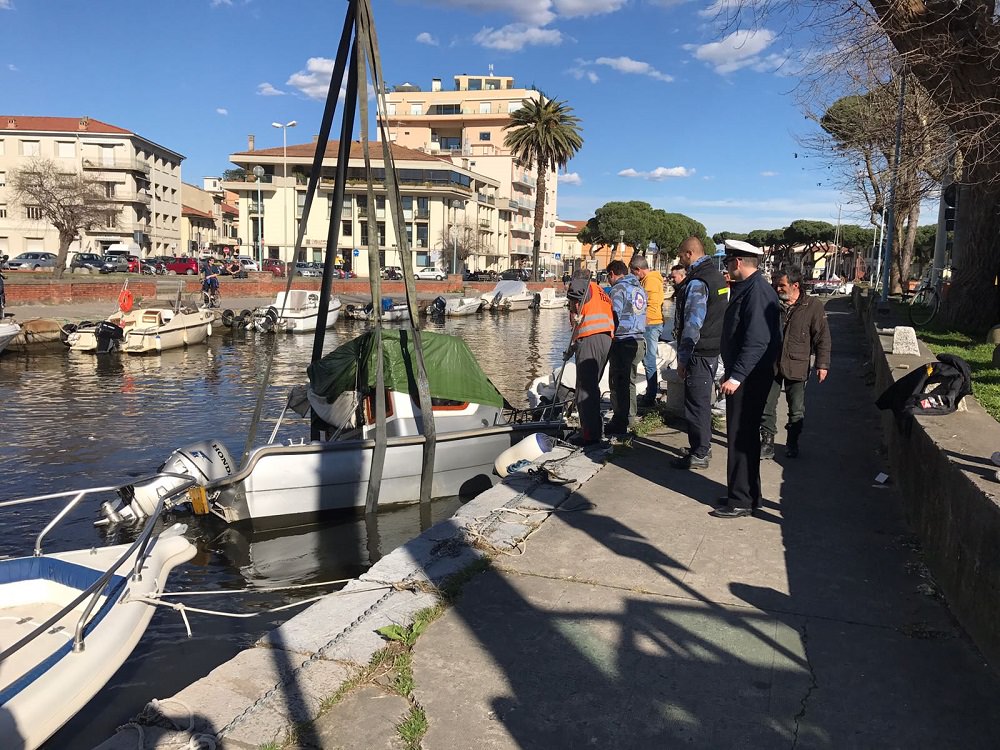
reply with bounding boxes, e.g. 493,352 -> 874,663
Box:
431,296 -> 447,315
95,321 -> 124,354
97,439 -> 237,526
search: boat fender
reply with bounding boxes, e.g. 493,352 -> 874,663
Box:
238,309 -> 253,328
265,306 -> 280,322
221,309 -> 235,327
118,289 -> 134,313
59,322 -> 78,345
206,322 -> 213,338
259,315 -> 275,333
494,433 -> 555,477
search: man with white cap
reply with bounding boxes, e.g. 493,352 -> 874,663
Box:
712,238 -> 782,519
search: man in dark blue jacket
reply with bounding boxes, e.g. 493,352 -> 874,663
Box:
713,240 -> 782,518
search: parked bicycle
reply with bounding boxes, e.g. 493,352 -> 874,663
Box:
907,267 -> 948,326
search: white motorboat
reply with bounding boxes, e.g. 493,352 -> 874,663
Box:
65,304 -> 214,354
251,290 -> 342,333
537,288 -> 568,309
344,298 -> 410,322
96,330 -> 565,528
481,280 -> 535,312
527,340 -> 680,407
0,320 -> 21,355
0,477 -> 197,750
425,296 -> 484,316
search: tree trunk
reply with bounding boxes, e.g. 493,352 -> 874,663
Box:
894,202 -> 920,293
940,177 -> 1000,331
531,158 -> 547,283
54,230 -> 74,281
888,211 -> 906,294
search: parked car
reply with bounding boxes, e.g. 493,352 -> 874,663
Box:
70,253 -> 105,271
99,255 -> 132,274
261,258 -> 286,277
414,267 -> 446,281
6,252 -> 58,271
163,256 -> 200,275
500,268 -> 529,281
237,256 -> 259,272
295,262 -> 322,278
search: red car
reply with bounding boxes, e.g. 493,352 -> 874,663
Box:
164,256 -> 200,275
262,258 -> 286,277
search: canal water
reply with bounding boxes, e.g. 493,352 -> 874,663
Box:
0,307 -> 571,749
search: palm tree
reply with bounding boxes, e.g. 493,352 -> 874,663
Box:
504,96 -> 583,282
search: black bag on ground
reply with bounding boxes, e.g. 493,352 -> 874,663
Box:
875,353 -> 973,418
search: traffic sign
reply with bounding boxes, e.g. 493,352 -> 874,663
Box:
554,253 -> 561,259
353,248 -> 360,257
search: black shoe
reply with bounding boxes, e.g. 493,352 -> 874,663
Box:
710,506 -> 752,519
568,433 -> 604,448
760,431 -> 775,460
674,453 -> 710,470
604,423 -> 628,438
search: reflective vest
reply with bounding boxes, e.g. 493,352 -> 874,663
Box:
573,282 -> 614,340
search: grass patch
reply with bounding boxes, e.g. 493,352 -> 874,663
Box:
392,651 -> 415,696
632,408 -> 666,437
889,301 -> 1000,421
258,744 -> 282,750
396,706 -> 429,749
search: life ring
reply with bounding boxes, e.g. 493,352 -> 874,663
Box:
118,289 -> 134,313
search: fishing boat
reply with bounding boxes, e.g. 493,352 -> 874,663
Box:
65,303 -> 214,354
0,320 -> 21,355
481,280 -> 535,312
537,288 -> 568,309
0,476 -> 198,750
425,296 -> 484,317
251,290 -> 343,333
344,298 -> 410,322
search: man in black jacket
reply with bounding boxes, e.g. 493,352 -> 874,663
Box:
713,240 -> 782,519
760,266 -> 831,459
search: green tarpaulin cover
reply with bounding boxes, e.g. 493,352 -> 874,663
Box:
307,329 -> 505,409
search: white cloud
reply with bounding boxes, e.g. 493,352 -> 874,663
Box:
567,63 -> 599,83
216,107 -> 229,116
559,172 -> 582,185
8,63 -> 18,71
257,82 -> 286,97
618,166 -> 695,180
287,57 -> 338,99
0,0 -> 12,9
425,0 -> 556,26
688,29 -> 777,74
416,32 -> 439,46
595,56 -> 673,82
648,0 -> 690,6
760,170 -> 777,177
554,0 -> 628,18
473,24 -> 562,51
210,0 -> 232,7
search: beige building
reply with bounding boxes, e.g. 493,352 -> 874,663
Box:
223,138 -> 506,274
377,72 -> 560,272
0,116 -> 183,260
554,220 -> 587,273
180,182 -> 239,257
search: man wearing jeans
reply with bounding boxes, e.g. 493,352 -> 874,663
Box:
673,237 -> 729,470
630,255 -> 665,406
605,260 -> 647,437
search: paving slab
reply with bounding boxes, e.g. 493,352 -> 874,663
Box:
301,686 -> 408,750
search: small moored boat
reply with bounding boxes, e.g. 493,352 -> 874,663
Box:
481,280 -> 535,312
425,296 -> 483,316
251,289 -> 343,333
345,298 -> 410,322
0,320 -> 21,355
65,304 -> 214,354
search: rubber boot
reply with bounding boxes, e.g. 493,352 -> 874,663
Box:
760,429 -> 775,460
786,421 -> 802,458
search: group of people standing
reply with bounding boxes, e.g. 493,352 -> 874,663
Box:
566,235 -> 831,520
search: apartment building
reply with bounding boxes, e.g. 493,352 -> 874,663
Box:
554,220 -> 587,273
223,138 -> 505,274
180,182 -> 239,256
378,71 -> 559,272
0,116 -> 183,259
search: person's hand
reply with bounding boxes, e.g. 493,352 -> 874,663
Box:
677,363 -> 687,380
816,368 -> 828,383
719,378 -> 741,396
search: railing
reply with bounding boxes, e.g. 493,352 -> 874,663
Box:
479,219 -> 491,229
225,173 -> 274,184
414,209 -> 430,219
83,158 -> 151,174
248,201 -> 263,214
109,191 -> 152,205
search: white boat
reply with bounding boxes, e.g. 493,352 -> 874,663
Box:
481,280 -> 535,312
96,330 -> 565,528
425,296 -> 484,316
537,288 -> 568,309
65,304 -> 214,354
251,290 -> 343,333
344,298 -> 410,322
0,320 -> 21,355
0,478 -> 197,750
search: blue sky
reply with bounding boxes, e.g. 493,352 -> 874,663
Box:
0,0 -> 854,235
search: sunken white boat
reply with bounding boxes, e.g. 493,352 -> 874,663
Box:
344,298 -> 410,322
0,320 -> 21,355
66,303 -> 214,354
481,280 -> 535,312
252,289 -> 343,333
0,480 -> 197,750
425,295 -> 484,316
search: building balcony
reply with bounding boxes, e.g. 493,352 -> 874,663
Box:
513,179 -> 534,193
476,192 -> 496,205
247,201 -> 264,214
108,191 -> 152,205
222,175 -> 276,192
83,158 -> 151,174
479,218 -> 492,229
414,209 -> 430,220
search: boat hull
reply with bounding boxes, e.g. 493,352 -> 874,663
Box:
210,422 -> 562,527
0,322 -> 21,354
253,292 -> 342,333
0,532 -> 196,750
67,310 -> 214,354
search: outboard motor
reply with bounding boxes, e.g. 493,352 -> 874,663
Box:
492,292 -> 503,309
94,321 -> 124,354
97,439 -> 237,526
431,296 -> 447,315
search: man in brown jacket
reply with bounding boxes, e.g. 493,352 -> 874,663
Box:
761,266 -> 831,459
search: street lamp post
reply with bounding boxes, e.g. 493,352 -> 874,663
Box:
272,120 -> 297,265
252,165 -> 265,265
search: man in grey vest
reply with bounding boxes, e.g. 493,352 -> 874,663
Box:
673,236 -> 728,470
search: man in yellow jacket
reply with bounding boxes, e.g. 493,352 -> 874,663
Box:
630,255 -> 664,406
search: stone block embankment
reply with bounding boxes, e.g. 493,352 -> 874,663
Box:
856,290 -> 1000,667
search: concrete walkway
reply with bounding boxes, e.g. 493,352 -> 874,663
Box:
299,299 -> 1000,749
